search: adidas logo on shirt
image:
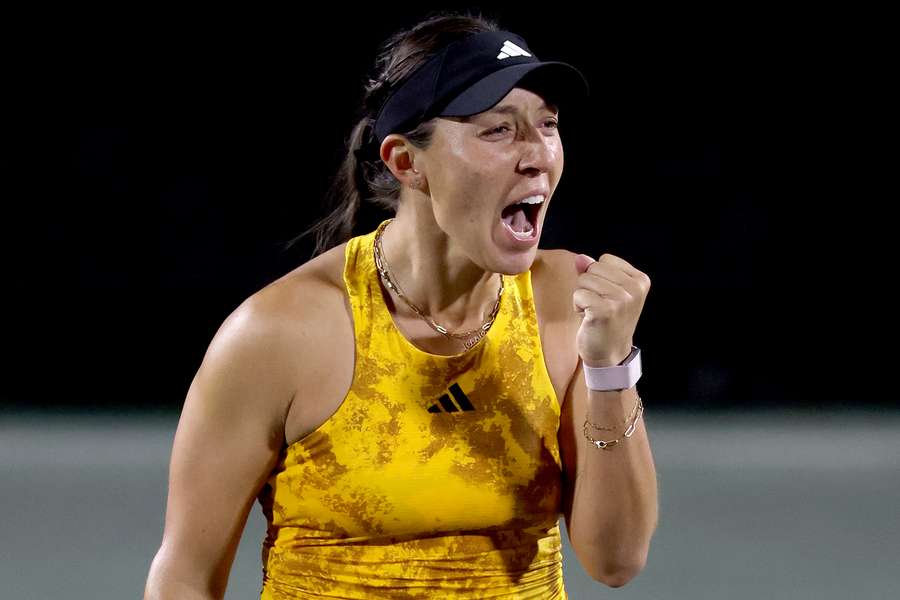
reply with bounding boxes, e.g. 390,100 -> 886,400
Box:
427,382 -> 476,413
497,40 -> 532,60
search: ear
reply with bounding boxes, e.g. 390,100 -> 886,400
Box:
380,134 -> 425,191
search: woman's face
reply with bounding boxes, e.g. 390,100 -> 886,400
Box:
419,86 -> 564,274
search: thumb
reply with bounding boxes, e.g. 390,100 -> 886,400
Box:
575,253 -> 596,274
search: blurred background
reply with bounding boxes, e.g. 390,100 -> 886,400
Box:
1,4 -> 895,599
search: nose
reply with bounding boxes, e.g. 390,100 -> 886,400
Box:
516,124 -> 559,175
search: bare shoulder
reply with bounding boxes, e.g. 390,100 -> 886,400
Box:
247,240 -> 351,368
254,242 -> 349,322
532,248 -> 581,324
248,242 -> 355,445
532,248 -> 583,406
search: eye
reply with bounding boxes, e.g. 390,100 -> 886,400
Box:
485,124 -> 511,135
484,119 -> 559,136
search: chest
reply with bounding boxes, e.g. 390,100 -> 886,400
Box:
283,258 -> 577,447
377,269 -> 575,407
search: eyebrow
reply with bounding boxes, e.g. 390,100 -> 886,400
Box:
486,102 -> 559,116
458,102 -> 559,122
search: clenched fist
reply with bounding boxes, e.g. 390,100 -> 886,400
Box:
573,253 -> 650,368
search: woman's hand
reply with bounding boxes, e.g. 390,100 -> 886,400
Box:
573,253 -> 651,368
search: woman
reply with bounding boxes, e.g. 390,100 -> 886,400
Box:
144,12 -> 657,599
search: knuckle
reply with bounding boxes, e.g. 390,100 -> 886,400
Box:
635,271 -> 651,292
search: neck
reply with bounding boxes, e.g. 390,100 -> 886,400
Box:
379,206 -> 501,331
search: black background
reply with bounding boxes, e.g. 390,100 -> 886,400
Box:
1,5 -> 891,414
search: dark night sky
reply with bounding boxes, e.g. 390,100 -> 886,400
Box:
1,7 -> 890,413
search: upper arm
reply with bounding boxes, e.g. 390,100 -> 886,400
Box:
145,293 -> 300,599
537,249 -> 583,538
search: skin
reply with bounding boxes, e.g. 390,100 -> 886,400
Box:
143,86 -> 654,599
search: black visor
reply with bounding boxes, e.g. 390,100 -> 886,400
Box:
371,30 -> 590,148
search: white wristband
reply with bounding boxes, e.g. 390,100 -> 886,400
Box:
583,346 -> 642,391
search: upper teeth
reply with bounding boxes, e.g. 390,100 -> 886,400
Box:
519,195 -> 545,205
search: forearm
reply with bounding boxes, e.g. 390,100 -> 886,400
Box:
568,385 -> 658,578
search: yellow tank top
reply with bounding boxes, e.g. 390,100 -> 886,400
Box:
257,219 -> 566,599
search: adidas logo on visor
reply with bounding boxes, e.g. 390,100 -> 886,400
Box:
497,40 -> 532,60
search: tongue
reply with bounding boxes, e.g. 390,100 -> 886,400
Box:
501,205 -> 532,233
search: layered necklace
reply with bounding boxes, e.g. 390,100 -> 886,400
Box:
373,218 -> 504,350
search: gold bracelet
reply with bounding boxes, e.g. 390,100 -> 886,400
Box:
583,396 -> 644,450
584,394 -> 641,431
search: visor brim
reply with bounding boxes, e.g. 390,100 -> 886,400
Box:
438,62 -> 590,117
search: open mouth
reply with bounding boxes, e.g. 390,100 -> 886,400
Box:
500,199 -> 541,234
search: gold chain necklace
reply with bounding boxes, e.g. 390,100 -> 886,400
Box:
373,218 -> 504,350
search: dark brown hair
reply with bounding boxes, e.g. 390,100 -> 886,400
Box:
283,11 -> 501,259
